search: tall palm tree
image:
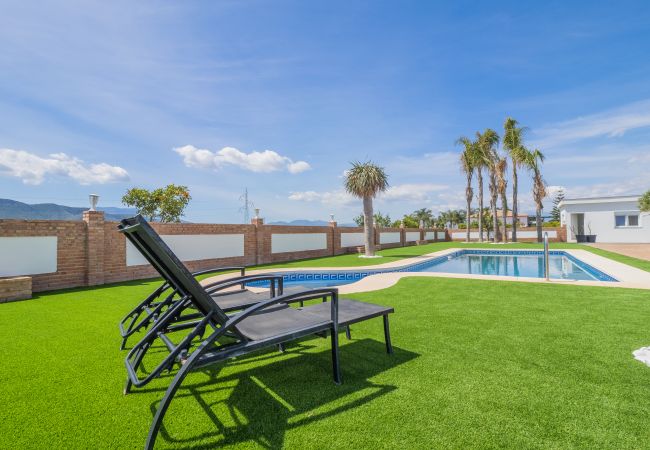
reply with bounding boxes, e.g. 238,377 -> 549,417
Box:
477,129 -> 500,242
473,131 -> 488,242
344,161 -> 389,257
457,136 -> 477,242
503,117 -> 529,242
525,149 -> 547,242
495,157 -> 508,242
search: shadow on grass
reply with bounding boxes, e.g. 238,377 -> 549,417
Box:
149,339 -> 419,449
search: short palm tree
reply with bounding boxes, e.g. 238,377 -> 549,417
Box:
477,129 -> 500,242
458,136 -> 477,242
526,149 -> 547,242
413,208 -> 433,227
495,157 -> 508,242
503,117 -> 529,242
344,161 -> 389,257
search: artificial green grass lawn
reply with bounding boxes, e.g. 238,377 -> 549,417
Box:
2,274 -> 650,448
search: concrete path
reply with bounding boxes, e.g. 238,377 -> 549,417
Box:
589,243 -> 650,262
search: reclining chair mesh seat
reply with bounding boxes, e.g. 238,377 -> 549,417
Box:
118,215 -> 393,450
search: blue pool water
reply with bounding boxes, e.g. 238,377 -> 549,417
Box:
256,250 -> 617,289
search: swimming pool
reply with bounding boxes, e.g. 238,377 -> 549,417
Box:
256,250 -> 617,289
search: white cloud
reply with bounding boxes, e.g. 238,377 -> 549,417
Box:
381,183 -> 449,201
289,183 -> 450,206
174,145 -> 311,174
532,99 -> 650,149
0,148 -> 129,185
562,178 -> 648,199
389,152 -> 459,177
288,190 -> 355,205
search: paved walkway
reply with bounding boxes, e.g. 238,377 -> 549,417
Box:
589,243 -> 650,262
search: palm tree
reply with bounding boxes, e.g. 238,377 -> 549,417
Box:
451,209 -> 464,228
495,157 -> 508,242
525,149 -> 547,242
503,117 -> 529,242
473,131 -> 488,242
412,208 -> 433,227
344,161 -> 389,257
457,136 -> 477,242
477,129 -> 500,242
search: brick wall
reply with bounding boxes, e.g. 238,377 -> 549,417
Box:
102,221 -> 257,284
0,213 -> 450,295
258,224 -> 333,264
0,276 -> 31,303
0,219 -> 87,291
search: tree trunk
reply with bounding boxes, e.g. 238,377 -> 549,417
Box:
466,174 -> 472,243
490,173 -> 499,243
477,168 -> 484,242
363,196 -> 375,256
536,206 -> 543,243
511,166 -> 518,242
501,193 -> 508,243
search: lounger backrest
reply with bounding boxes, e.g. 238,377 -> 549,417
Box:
119,215 -> 229,323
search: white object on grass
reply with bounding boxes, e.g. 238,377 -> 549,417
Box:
632,347 -> 650,367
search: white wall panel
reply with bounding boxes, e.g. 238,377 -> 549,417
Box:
272,233 -> 327,253
436,231 -> 446,240
340,232 -> 365,247
425,231 -> 435,240
0,236 -> 57,276
380,232 -> 401,244
405,231 -> 420,242
127,234 -> 244,266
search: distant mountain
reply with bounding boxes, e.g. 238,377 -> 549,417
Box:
0,199 -> 136,221
268,219 -> 357,227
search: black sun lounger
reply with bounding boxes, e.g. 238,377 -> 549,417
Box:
118,263 -> 323,349
118,215 -> 394,450
118,263 -> 310,349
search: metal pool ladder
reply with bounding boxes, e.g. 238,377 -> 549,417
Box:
543,232 -> 550,281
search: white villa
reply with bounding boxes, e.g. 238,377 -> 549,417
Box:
559,195 -> 650,243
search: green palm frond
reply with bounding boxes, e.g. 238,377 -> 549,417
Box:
344,161 -> 389,198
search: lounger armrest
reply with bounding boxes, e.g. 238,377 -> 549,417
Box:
203,274 -> 284,294
223,288 -> 339,332
191,266 -> 246,278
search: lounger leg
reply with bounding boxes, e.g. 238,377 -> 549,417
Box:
331,327 -> 342,384
383,315 -> 393,354
144,329 -> 219,450
345,326 -> 351,340
144,357 -> 194,450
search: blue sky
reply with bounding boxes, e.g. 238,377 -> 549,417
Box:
1,0 -> 650,223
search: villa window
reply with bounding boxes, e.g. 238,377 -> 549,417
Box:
614,213 -> 640,228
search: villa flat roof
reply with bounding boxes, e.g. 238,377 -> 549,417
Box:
559,194 -> 640,207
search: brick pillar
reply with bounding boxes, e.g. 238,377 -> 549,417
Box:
251,217 -> 265,265
399,223 -> 405,247
329,220 -> 338,255
83,210 -> 105,286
